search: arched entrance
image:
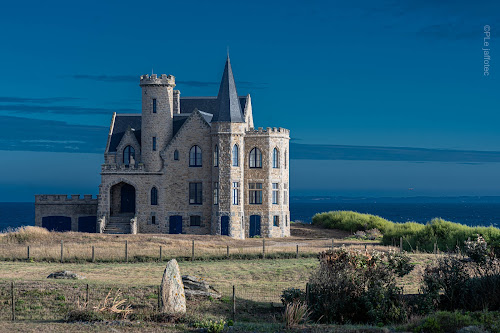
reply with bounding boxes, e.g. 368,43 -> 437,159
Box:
110,182 -> 136,216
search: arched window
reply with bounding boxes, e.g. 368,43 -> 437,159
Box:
232,144 -> 239,166
273,148 -> 279,168
249,147 -> 262,168
151,187 -> 158,205
189,145 -> 202,167
123,145 -> 135,166
174,150 -> 179,160
214,145 -> 219,167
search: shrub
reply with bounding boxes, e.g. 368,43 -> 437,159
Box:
66,309 -> 104,322
464,235 -> 489,265
306,247 -> 413,324
281,287 -> 305,306
192,319 -> 226,333
409,311 -> 500,333
312,211 -> 393,233
0,226 -> 50,244
420,242 -> 500,313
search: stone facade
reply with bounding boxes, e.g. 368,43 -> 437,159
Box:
35,57 -> 290,238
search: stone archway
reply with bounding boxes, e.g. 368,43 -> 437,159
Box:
110,182 -> 136,216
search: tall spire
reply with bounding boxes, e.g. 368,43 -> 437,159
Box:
213,56 -> 244,122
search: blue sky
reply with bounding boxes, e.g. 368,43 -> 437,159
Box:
0,0 -> 499,201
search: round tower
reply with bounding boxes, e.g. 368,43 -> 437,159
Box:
139,74 -> 176,172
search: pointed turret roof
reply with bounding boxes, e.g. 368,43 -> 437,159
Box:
212,56 -> 245,122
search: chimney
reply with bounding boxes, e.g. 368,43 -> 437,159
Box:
173,90 -> 180,114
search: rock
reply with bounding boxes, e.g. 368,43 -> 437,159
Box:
160,259 -> 186,315
47,271 -> 86,280
182,275 -> 221,299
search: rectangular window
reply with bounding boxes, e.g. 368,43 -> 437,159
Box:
249,183 -> 263,204
213,182 -> 219,205
232,182 -> 239,205
189,182 -> 202,204
153,98 -> 157,113
272,183 -> 279,204
286,215 -> 288,226
152,215 -> 156,225
152,137 -> 157,151
284,183 -> 288,205
190,215 -> 201,226
273,215 -> 279,227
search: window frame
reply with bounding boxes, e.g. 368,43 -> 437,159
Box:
249,182 -> 263,204
151,187 -> 158,205
272,183 -> 279,204
123,145 -> 135,166
249,147 -> 262,168
232,182 -> 239,205
273,215 -> 279,227
173,150 -> 179,160
189,182 -> 203,205
152,137 -> 157,151
213,182 -> 219,205
153,98 -> 157,113
190,215 -> 201,227
272,148 -> 279,168
214,145 -> 219,167
232,144 -> 239,166
189,145 -> 202,167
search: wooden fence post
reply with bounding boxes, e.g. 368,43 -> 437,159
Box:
86,283 -> 89,303
364,244 -> 367,252
262,238 -> 265,258
296,244 -> 299,259
125,240 -> 128,263
92,246 -> 95,263
331,239 -> 334,250
159,246 -> 162,262
60,240 -> 64,263
232,285 -> 236,322
400,237 -> 403,252
27,246 -> 30,260
192,240 -> 195,261
11,281 -> 15,321
158,285 -> 161,310
227,245 -> 229,258
305,283 -> 310,305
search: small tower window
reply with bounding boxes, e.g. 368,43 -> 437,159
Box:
213,182 -> 219,205
214,145 -> 219,167
232,144 -> 239,166
151,215 -> 156,225
273,148 -> 279,168
152,137 -> 157,151
151,187 -> 158,205
249,147 -> 262,168
174,150 -> 179,160
123,145 -> 135,166
153,98 -> 157,113
189,145 -> 202,167
284,150 -> 287,169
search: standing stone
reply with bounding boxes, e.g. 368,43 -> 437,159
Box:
160,259 -> 186,314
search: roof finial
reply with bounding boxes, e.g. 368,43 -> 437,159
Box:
226,46 -> 230,60
152,67 -> 154,75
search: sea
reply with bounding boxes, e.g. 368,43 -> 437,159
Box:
1,197 -> 500,232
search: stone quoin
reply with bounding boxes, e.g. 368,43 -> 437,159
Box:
35,57 -> 290,239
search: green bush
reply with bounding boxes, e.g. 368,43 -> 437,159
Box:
312,211 -> 500,253
409,311 -> 500,333
280,287 -> 305,306
306,247 -> 413,324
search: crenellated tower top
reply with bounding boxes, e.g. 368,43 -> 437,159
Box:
139,74 -> 176,87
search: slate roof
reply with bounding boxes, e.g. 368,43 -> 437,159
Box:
108,114 -> 141,153
212,57 -> 245,122
179,96 -> 247,116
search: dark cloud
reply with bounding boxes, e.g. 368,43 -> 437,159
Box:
290,143 -> 500,163
0,96 -> 81,104
0,116 -> 107,153
69,74 -> 267,89
0,104 -> 137,115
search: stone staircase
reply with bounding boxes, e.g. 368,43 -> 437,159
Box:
104,215 -> 133,234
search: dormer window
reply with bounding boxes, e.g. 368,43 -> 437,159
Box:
123,146 -> 135,166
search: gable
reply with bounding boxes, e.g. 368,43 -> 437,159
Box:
108,114 -> 142,152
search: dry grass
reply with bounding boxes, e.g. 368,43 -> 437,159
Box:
0,224 -> 388,262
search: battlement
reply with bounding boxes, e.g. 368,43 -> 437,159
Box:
246,127 -> 290,136
139,74 -> 176,86
35,194 -> 98,204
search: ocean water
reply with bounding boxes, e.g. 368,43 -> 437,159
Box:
1,201 -> 500,232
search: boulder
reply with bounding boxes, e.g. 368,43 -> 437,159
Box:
182,275 -> 221,299
160,259 -> 186,315
47,271 -> 86,280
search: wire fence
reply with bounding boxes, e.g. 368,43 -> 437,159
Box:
0,239 -> 395,263
0,279 -> 305,321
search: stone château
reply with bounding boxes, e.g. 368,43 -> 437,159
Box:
35,57 -> 290,238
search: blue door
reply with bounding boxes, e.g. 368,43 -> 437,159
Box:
169,215 -> 182,234
120,184 -> 135,213
221,216 -> 229,236
42,216 -> 72,232
78,216 -> 97,233
249,215 -> 261,237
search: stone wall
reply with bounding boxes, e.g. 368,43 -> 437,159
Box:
35,195 -> 98,231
